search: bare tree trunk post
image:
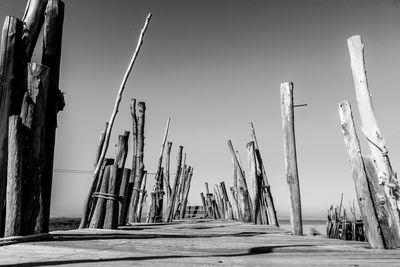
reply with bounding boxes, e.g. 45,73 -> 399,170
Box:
250,122 -> 278,226
247,141 -> 262,224
0,16 -> 24,237
136,171 -> 147,222
338,100 -> 386,249
94,123 -> 108,168
347,35 -> 400,235
89,165 -> 112,228
180,167 -> 193,219
5,116 -> 23,237
200,193 -> 207,218
22,0 -> 48,60
164,142 -> 172,210
123,99 -> 138,224
280,81 -> 303,235
166,146 -> 183,222
227,140 -> 252,222
35,0 -> 65,233
128,102 -> 146,223
80,14 -> 152,228
118,168 -> 131,225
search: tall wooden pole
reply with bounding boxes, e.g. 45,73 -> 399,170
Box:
81,14 -> 152,228
0,16 -> 24,237
347,35 -> 400,233
164,142 -> 173,204
136,171 -> 147,222
247,141 -> 262,224
280,81 -> 303,235
166,146 -> 183,222
338,100 -> 386,249
129,102 -> 146,223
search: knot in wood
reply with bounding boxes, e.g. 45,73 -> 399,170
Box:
377,195 -> 386,206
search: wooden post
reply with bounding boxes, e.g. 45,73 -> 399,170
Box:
166,146 -> 183,222
247,141 -> 262,224
338,100 -> 386,249
36,0 -> 65,233
118,168 -> 131,225
229,187 -> 239,220
220,182 -> 234,220
20,63 -> 51,235
200,193 -> 207,218
363,156 -> 400,248
280,81 -> 303,235
164,142 -> 172,206
227,140 -> 252,222
0,16 -> 24,237
94,123 -> 108,168
180,167 -> 193,219
136,171 -> 147,222
123,99 -> 138,224
81,14 -> 151,228
89,165 -> 112,228
250,122 -> 279,226
5,116 -> 23,237
128,102 -> 146,223
347,35 -> 400,234
22,0 -> 48,60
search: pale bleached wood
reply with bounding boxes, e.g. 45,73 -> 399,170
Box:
363,156 -> 400,249
5,116 -> 23,237
227,140 -> 252,222
136,171 -> 147,222
247,141 -> 262,224
214,185 -> 225,219
0,16 -> 24,238
94,123 -> 108,168
347,35 -> 400,235
180,167 -> 193,219
338,100 -> 385,249
82,14 -> 152,228
164,142 -> 173,205
166,146 -> 183,222
280,81 -> 303,235
22,0 -> 48,60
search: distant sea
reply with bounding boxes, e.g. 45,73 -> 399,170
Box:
279,219 -> 326,236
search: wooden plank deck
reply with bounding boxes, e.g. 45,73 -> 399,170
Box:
0,219 -> 400,266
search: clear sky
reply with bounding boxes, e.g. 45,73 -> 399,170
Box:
1,0 -> 400,219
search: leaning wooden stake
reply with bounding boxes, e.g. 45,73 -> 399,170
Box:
5,116 -> 24,237
249,122 -> 278,226
164,142 -> 173,204
136,171 -> 147,222
80,14 -> 152,228
227,140 -> 252,222
166,146 -> 183,222
347,35 -> 400,234
247,141 -> 262,224
280,81 -> 303,235
338,100 -> 385,249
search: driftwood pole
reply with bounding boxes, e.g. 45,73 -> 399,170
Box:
280,81 -> 303,235
164,142 -> 173,204
247,142 -> 262,224
338,100 -> 386,249
136,171 -> 147,222
128,102 -> 146,223
5,116 -> 24,237
89,165 -> 112,229
80,14 -> 152,228
0,16 -> 24,237
166,146 -> 183,222
227,140 -> 252,222
249,122 -> 278,226
347,35 -> 400,234
94,123 -> 108,169
118,168 -> 131,225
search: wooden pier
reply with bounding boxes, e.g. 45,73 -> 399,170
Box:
1,219 -> 399,266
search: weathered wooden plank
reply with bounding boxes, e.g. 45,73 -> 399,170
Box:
5,116 -> 24,237
338,100 -> 385,249
280,81 -> 303,235
0,16 -> 24,238
347,35 -> 400,236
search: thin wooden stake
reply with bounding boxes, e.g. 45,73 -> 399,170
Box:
280,81 -> 303,235
81,14 -> 152,228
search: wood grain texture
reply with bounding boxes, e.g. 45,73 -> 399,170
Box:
89,165 -> 112,229
0,16 -> 24,238
280,81 -> 303,235
166,146 -> 183,222
5,116 -> 24,237
338,100 -> 385,249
